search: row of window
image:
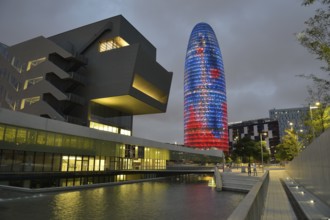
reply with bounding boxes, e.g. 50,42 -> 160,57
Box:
0,149 -> 167,172
0,123 -> 170,161
99,36 -> 129,53
89,121 -> 131,136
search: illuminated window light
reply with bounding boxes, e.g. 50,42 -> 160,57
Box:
120,129 -> 131,136
20,96 -> 41,109
99,36 -> 129,52
89,121 -> 119,134
26,57 -> 46,71
23,76 -> 43,90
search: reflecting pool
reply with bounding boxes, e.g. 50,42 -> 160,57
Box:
0,179 -> 244,220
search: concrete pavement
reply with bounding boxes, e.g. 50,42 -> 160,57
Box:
261,169 -> 297,220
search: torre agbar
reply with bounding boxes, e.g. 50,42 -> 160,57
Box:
184,23 -> 229,151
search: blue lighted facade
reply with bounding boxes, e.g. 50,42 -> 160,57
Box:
184,23 -> 228,151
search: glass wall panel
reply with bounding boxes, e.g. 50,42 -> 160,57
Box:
44,153 -> 53,172
95,156 -> 100,171
36,131 -> 46,145
53,154 -> 61,171
0,149 -> 13,171
75,156 -> 82,171
82,156 -> 88,171
24,151 -> 34,172
4,126 -> 16,142
74,178 -> 81,186
88,157 -> 94,171
54,134 -> 63,147
26,130 -> 37,144
34,152 -> 44,172
46,133 -> 55,146
68,156 -> 76,171
16,128 -> 27,144
0,124 -> 4,140
62,135 -> 71,147
12,150 -> 24,172
70,137 -> 77,147
104,156 -> 110,171
100,157 -> 105,171
61,156 -> 68,171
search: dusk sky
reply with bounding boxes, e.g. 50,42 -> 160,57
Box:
0,0 -> 325,144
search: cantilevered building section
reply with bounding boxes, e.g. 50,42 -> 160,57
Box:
184,23 -> 228,151
0,15 -> 172,136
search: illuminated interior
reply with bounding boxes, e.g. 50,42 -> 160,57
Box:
99,36 -> 129,52
91,95 -> 162,115
90,121 -> 119,134
120,129 -> 131,136
132,74 -> 168,104
26,57 -> 46,71
61,155 -> 105,171
89,121 -> 132,136
23,76 -> 43,90
20,96 -> 41,109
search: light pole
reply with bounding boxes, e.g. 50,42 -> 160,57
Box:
309,102 -> 320,140
259,131 -> 267,173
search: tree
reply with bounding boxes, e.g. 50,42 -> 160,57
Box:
297,0 -> 330,140
231,137 -> 269,163
275,129 -> 303,162
297,0 -> 330,72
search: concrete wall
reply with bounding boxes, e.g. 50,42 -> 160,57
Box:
286,128 -> 330,207
228,171 -> 269,220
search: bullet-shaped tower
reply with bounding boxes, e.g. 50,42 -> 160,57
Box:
184,23 -> 228,151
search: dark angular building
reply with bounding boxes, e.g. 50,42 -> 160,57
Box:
184,23 -> 228,151
228,118 -> 280,162
0,16 -> 224,188
0,15 -> 172,136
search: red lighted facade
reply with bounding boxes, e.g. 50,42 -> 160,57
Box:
184,23 -> 228,151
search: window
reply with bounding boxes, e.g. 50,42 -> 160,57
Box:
26,57 -> 46,71
99,36 -> 129,52
16,128 -> 27,144
89,121 -> 119,134
23,76 -> 43,90
20,96 -> 40,109
0,125 -> 4,141
120,129 -> 131,136
4,126 -> 16,142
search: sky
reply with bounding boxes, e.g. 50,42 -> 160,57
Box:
0,0 -> 325,144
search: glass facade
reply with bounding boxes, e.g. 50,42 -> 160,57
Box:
184,23 -> 228,151
0,121 -> 221,188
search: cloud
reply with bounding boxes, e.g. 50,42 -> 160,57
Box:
0,0 -> 324,144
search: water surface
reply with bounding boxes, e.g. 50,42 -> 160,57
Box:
0,180 -> 244,220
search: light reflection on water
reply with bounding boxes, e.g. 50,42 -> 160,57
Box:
0,180 -> 245,220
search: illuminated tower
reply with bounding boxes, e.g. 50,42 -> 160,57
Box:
184,23 -> 228,151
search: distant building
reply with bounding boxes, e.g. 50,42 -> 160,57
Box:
269,107 -> 309,138
228,118 -> 280,163
184,23 -> 228,151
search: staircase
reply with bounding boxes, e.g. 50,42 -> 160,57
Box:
221,172 -> 261,193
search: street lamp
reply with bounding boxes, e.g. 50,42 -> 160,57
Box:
289,122 -> 294,131
259,131 -> 267,173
